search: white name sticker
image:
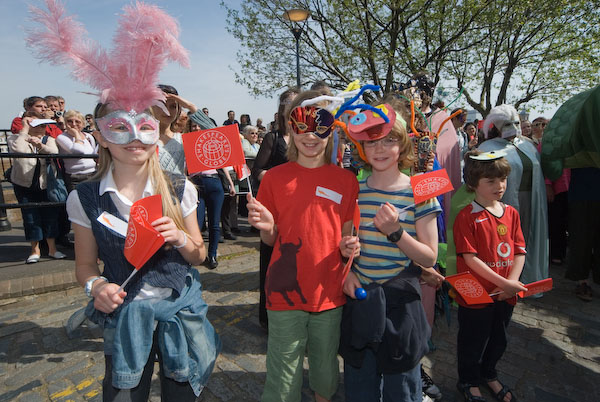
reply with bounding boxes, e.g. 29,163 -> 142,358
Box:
97,211 -> 128,237
315,186 -> 342,204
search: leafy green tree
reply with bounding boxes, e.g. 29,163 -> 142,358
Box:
223,0 -> 491,94
447,0 -> 600,116
223,0 -> 600,116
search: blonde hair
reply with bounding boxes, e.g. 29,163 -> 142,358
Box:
64,110 -> 85,125
92,103 -> 187,232
285,89 -> 335,163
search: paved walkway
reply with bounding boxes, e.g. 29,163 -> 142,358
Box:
0,223 -> 599,401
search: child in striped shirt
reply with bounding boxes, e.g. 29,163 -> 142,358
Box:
339,100 -> 442,402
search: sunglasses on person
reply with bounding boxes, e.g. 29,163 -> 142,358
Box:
533,122 -> 547,128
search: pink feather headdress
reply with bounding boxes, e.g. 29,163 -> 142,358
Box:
26,0 -> 189,113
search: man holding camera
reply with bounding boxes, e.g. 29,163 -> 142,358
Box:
10,96 -> 62,138
44,95 -> 65,131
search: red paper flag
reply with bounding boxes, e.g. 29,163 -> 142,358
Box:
124,195 -> 165,269
182,125 -> 246,174
410,169 -> 454,204
352,200 -> 361,233
234,163 -> 251,180
446,272 -> 494,305
518,278 -> 553,298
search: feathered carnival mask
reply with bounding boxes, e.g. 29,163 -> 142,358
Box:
26,0 -> 189,144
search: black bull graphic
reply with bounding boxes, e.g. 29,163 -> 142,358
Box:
266,238 -> 307,307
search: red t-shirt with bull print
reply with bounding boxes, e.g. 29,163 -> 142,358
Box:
453,201 -> 526,307
257,161 -> 359,312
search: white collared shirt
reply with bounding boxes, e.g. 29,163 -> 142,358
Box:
66,167 -> 198,301
66,167 -> 198,229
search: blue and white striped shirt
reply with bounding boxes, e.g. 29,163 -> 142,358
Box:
353,178 -> 441,284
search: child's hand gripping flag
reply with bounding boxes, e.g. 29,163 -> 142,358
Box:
344,200 -> 362,271
119,195 -> 165,292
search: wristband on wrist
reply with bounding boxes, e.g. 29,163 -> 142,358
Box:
386,226 -> 404,243
173,230 -> 187,249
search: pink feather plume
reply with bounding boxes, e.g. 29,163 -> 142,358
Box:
25,0 -> 190,113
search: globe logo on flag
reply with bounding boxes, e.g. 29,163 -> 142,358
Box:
125,223 -> 137,249
132,206 -> 149,226
413,176 -> 450,197
195,131 -> 232,168
454,278 -> 484,298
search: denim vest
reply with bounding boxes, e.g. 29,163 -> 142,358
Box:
77,173 -> 190,308
95,270 -> 221,395
79,174 -> 221,394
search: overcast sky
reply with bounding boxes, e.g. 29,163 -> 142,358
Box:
1,0 -> 556,130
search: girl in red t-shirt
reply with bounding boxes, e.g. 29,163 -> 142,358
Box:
247,90 -> 359,402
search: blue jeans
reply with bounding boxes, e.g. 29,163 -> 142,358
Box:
192,176 -> 224,258
344,349 -> 421,402
12,184 -> 59,241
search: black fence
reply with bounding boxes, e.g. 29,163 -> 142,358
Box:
0,129 -> 97,210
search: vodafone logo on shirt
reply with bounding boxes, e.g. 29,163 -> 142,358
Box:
497,242 -> 511,258
485,242 -> 513,268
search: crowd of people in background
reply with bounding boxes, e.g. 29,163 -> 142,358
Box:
3,77 -> 598,402
4,93 -> 272,268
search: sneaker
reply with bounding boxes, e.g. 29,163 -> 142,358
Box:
575,282 -> 593,302
421,367 -> 442,400
422,393 -> 434,402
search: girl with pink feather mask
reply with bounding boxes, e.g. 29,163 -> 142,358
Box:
26,1 -> 220,399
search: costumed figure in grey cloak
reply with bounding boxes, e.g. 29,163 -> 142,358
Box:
478,105 -> 549,284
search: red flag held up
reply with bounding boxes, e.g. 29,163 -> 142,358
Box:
410,169 -> 454,204
182,125 -> 246,174
124,195 -> 165,270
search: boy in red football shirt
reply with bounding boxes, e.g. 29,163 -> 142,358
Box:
453,150 -> 527,402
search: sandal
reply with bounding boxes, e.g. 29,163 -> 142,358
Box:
484,379 -> 517,402
457,382 -> 487,401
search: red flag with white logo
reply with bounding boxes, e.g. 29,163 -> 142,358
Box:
123,195 -> 165,270
446,272 -> 494,305
410,169 -> 454,204
183,125 -> 246,173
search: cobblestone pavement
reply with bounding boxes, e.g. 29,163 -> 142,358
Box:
0,247 -> 599,401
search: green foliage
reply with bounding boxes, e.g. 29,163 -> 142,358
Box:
222,0 -> 600,113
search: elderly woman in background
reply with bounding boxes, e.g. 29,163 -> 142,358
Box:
8,111 -> 66,263
241,125 -> 260,160
56,110 -> 97,192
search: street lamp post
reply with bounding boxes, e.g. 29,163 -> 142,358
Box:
283,9 -> 310,88
519,107 -> 530,122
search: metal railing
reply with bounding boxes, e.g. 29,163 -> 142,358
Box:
0,132 -> 98,210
